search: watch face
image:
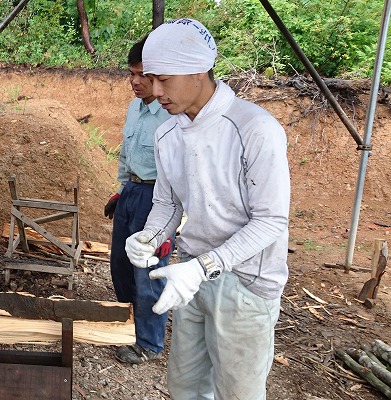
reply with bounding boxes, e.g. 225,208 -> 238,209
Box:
197,255 -> 222,280
208,269 -> 221,280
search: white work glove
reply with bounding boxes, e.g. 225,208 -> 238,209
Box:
125,231 -> 159,268
149,258 -> 207,315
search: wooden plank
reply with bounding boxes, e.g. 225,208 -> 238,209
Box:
5,214 -> 19,257
33,211 -> 74,224
323,262 -> 372,273
0,292 -> 133,322
0,363 -> 72,400
2,223 -> 109,254
0,317 -> 135,345
83,254 -> 110,262
13,198 -> 78,212
0,350 -> 62,366
4,261 -> 73,275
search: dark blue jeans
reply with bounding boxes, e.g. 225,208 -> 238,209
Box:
110,180 -> 173,353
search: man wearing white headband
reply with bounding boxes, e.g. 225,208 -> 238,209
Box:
125,18 -> 290,400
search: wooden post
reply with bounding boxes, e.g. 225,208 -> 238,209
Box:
7,175 -> 29,254
358,239 -> 388,303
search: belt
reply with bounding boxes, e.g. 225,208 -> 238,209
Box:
130,173 -> 155,185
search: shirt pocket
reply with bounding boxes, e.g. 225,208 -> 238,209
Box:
139,131 -> 156,169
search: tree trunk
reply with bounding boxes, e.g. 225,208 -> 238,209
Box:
347,348 -> 391,387
372,339 -> 391,365
361,344 -> 388,368
152,0 -> 165,29
335,348 -> 391,399
76,0 -> 96,54
0,0 -> 31,33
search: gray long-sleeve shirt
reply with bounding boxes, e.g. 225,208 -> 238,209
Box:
145,80 -> 290,299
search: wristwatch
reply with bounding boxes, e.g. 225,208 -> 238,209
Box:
196,254 -> 222,280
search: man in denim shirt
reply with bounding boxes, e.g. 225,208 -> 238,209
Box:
104,36 -> 172,364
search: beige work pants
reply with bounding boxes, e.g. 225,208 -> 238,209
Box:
167,271 -> 281,400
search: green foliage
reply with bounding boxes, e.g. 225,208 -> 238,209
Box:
0,0 -> 390,83
0,0 -> 92,67
84,124 -> 107,150
106,144 -> 121,163
83,123 -> 120,162
272,0 -> 385,79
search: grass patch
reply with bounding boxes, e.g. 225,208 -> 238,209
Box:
84,125 -> 107,151
106,144 -> 121,163
303,239 -> 325,251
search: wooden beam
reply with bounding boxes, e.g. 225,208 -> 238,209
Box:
0,317 -> 135,345
323,263 -> 372,273
13,199 -> 78,213
2,223 -> 109,254
4,261 -> 72,276
33,212 -> 74,224
0,292 -> 133,322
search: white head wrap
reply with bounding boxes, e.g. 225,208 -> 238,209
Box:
142,18 -> 217,75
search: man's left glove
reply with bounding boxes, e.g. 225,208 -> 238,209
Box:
104,193 -> 120,219
125,230 -> 159,268
149,259 -> 207,315
155,237 -> 173,258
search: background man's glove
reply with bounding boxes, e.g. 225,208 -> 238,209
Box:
125,231 -> 159,268
155,237 -> 173,258
104,193 -> 120,219
149,259 -> 207,315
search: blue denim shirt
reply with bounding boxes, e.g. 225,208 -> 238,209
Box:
117,98 -> 170,193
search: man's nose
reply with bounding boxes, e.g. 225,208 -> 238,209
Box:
131,75 -> 141,85
152,80 -> 163,98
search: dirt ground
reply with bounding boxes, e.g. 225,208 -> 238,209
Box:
0,66 -> 390,399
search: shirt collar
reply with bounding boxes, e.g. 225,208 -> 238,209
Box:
139,98 -> 161,115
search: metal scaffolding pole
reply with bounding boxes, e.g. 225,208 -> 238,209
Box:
257,0 -> 390,270
345,0 -> 391,269
257,0 -> 363,146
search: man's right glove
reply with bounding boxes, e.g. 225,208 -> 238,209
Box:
104,193 -> 120,219
125,230 -> 159,268
149,259 -> 207,315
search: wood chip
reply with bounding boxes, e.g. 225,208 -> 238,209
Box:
302,287 -> 328,304
308,306 -> 324,321
274,354 -> 289,366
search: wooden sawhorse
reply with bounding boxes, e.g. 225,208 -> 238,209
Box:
4,175 -> 83,290
0,318 -> 73,400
